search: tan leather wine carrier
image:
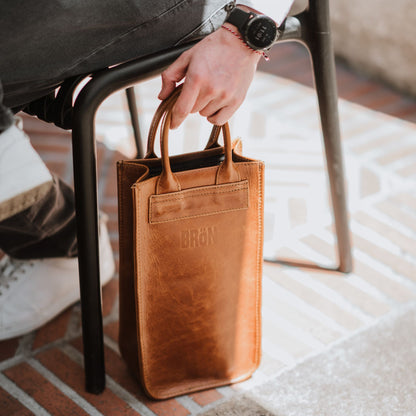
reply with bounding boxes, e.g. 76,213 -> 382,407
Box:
117,86 -> 264,399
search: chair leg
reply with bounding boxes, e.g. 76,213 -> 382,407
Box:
72,102 -> 105,394
306,0 -> 353,273
125,87 -> 144,158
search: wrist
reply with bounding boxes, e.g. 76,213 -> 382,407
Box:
220,24 -> 265,61
224,4 -> 279,56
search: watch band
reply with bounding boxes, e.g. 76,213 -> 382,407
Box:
225,6 -> 279,53
226,7 -> 255,29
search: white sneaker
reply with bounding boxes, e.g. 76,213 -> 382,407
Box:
0,217 -> 115,340
0,120 -> 53,221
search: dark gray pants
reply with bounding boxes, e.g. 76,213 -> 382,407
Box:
0,0 -> 230,259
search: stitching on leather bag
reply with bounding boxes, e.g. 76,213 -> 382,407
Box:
150,377 -> 248,399
255,163 -> 263,366
150,181 -> 248,204
150,206 -> 248,225
149,181 -> 249,224
135,186 -> 149,392
153,187 -> 245,203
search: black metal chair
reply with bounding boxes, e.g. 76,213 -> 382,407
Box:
21,0 -> 351,394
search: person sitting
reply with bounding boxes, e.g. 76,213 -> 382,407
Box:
0,1 -> 293,340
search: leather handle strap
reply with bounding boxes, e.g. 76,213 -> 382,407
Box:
144,87 -> 181,158
145,85 -> 221,158
156,88 -> 240,195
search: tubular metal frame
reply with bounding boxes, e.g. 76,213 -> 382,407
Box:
53,0 -> 352,394
263,0 -> 352,273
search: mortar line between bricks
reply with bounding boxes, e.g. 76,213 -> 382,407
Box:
64,304 -> 83,341
0,372 -> 51,416
105,377 -> 158,416
176,395 -> 202,414
27,358 -> 103,416
103,334 -> 120,354
185,385 -> 237,415
59,343 -> 85,367
30,333 -> 82,357
102,313 -> 118,328
190,395 -> 236,415
61,344 -> 157,416
215,386 -> 235,398
15,332 -> 35,356
0,354 -> 29,372
102,286 -> 120,325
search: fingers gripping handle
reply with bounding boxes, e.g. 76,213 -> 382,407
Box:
145,85 -> 222,159
156,88 -> 240,195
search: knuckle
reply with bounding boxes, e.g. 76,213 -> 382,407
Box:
205,84 -> 217,97
188,72 -> 202,86
219,89 -> 229,101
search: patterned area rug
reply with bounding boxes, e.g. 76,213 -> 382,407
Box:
203,302 -> 416,416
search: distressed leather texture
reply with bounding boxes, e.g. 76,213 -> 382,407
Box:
117,88 -> 264,399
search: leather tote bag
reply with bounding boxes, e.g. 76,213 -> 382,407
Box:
117,87 -> 264,399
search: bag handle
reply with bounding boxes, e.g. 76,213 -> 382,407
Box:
156,88 -> 240,195
144,85 -> 221,159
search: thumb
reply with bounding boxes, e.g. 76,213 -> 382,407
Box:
158,52 -> 190,100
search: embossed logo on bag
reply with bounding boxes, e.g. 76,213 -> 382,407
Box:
181,227 -> 217,248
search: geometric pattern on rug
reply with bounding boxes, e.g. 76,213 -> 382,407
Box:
246,302 -> 416,416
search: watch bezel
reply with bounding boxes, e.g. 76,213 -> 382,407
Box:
243,14 -> 279,51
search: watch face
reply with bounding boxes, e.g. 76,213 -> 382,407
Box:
246,16 -> 277,50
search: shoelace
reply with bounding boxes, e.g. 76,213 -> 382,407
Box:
0,256 -> 34,296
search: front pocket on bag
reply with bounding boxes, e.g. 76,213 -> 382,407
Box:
149,180 -> 248,224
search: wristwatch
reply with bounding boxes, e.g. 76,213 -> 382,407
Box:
225,6 -> 280,51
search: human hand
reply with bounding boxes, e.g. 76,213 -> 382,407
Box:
158,25 -> 261,129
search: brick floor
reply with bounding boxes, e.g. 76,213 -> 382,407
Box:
1,43 -> 416,414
